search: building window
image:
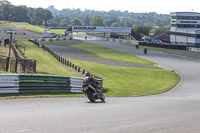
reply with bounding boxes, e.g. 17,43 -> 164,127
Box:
180,21 -> 191,23
171,24 -> 177,27
171,32 -> 197,38
191,21 -> 197,23
172,16 -> 177,19
176,16 -> 200,20
196,34 -> 200,38
176,24 -> 200,28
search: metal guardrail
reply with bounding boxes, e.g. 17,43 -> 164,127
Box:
94,36 -> 139,45
30,37 -> 69,42
188,47 -> 200,53
0,74 -> 85,94
29,40 -> 102,79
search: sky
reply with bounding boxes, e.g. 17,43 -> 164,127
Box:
8,0 -> 200,14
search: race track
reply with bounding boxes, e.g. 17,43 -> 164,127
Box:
1,36 -> 200,133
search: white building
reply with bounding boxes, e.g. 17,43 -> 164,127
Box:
170,12 -> 200,46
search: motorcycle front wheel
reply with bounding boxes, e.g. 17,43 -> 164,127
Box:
86,90 -> 96,102
100,92 -> 105,102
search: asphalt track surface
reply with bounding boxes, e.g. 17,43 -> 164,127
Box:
1,35 -> 200,133
46,40 -> 157,69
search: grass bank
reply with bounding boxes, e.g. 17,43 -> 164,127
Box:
121,43 -> 172,51
0,40 -> 179,98
16,39 -> 83,77
0,93 -> 84,99
0,21 -> 44,33
71,42 -> 154,65
50,29 -> 65,35
40,39 -> 76,44
121,43 -> 200,59
66,58 -> 179,96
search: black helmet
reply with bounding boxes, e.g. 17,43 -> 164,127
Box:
86,72 -> 91,76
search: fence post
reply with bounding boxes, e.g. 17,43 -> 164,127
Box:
15,58 -> 18,73
34,60 -> 36,73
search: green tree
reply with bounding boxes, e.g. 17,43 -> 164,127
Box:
133,25 -> 150,36
60,19 -> 67,27
0,0 -> 13,21
11,6 -> 30,22
111,22 -> 120,27
82,16 -> 90,26
71,18 -> 82,26
90,15 -> 104,26
103,20 -> 108,26
43,10 -> 53,26
122,18 -> 134,27
153,27 -> 170,36
108,17 -> 121,26
33,8 -> 45,25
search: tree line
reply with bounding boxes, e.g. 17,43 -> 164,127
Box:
0,0 -> 53,26
47,6 -> 171,36
0,0 -> 170,36
47,6 -> 170,28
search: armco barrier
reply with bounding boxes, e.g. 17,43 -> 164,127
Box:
90,35 -> 191,50
0,74 -> 86,94
188,47 -> 200,53
30,34 -> 73,42
30,38 -> 68,42
139,42 -> 187,50
97,36 -> 138,45
29,40 -> 102,79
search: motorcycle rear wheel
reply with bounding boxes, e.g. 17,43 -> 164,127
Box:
86,91 -> 96,102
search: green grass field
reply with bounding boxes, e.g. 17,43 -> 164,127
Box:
0,40 -> 179,98
50,29 -> 66,35
16,39 -> 83,77
71,42 -> 154,65
121,43 -> 200,59
66,58 -> 179,96
0,21 -> 45,33
68,42 -> 179,96
121,43 -> 172,51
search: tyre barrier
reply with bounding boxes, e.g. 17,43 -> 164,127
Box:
0,74 -> 85,94
98,37 -> 138,45
30,37 -> 68,42
188,47 -> 200,53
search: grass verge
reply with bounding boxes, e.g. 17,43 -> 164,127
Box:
65,58 -> 179,96
50,29 -> 65,35
0,21 -> 44,33
71,42 -> 154,65
0,40 -> 179,98
0,40 -> 84,98
40,39 -> 76,44
15,39 -> 83,77
121,43 -> 172,51
0,93 -> 84,99
121,43 -> 200,59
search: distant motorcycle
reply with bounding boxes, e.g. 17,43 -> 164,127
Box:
144,47 -> 147,54
82,77 -> 105,102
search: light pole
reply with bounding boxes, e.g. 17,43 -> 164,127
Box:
6,32 -> 13,72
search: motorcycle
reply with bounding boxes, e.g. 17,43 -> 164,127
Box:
82,77 -> 105,102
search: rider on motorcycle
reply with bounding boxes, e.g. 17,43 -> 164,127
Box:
82,72 -> 105,102
84,72 -> 99,92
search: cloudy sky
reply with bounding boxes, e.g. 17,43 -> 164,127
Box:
8,0 -> 200,14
